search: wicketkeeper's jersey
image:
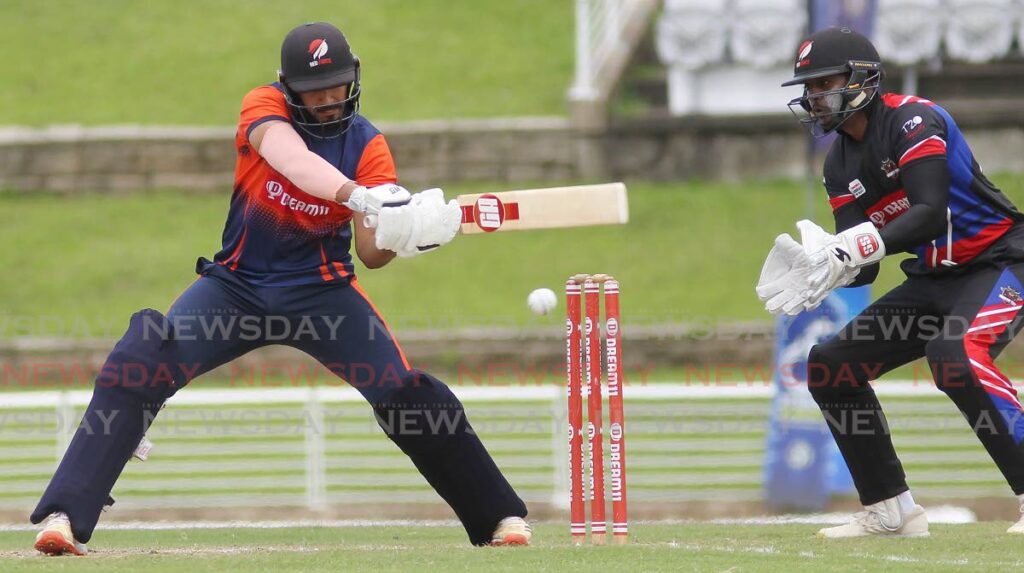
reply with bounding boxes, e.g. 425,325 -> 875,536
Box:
824,93 -> 1023,274
209,83 -> 397,286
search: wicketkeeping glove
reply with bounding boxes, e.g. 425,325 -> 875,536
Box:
756,233 -> 820,316
797,219 -> 885,304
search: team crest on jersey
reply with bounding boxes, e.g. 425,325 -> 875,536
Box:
880,158 -> 899,179
999,286 -> 1023,305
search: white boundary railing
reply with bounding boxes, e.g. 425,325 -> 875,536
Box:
570,0 -> 659,101
0,382 -> 1012,513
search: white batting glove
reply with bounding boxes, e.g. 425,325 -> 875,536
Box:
797,220 -> 885,303
374,203 -> 419,253
402,189 -> 461,252
373,189 -> 462,257
394,188 -> 462,258
756,233 -> 820,315
345,183 -> 411,219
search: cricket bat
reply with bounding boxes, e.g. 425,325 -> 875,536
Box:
457,182 -> 629,234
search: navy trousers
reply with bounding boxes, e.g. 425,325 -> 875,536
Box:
32,261 -> 527,545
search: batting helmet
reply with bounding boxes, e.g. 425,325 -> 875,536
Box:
782,27 -> 884,137
278,22 -> 361,139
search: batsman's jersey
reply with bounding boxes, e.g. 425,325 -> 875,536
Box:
824,93 -> 1023,274
210,83 -> 397,286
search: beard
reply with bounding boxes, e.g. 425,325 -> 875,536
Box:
810,92 -> 844,132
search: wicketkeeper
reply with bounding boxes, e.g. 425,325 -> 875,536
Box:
757,27 -> 1024,538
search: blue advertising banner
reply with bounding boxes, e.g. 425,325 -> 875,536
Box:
810,0 -> 878,34
763,287 -> 869,509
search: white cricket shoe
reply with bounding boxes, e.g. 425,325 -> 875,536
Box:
34,512 -> 88,556
491,516 -> 531,546
1008,502 -> 1024,534
817,498 -> 929,539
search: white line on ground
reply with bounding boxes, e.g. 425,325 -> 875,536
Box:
706,505 -> 977,525
0,519 -> 460,532
0,507 -> 978,532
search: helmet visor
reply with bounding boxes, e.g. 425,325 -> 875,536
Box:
781,64 -> 850,87
286,82 -> 361,139
787,90 -> 844,138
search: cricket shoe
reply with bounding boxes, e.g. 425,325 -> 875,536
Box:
491,516 -> 531,546
1008,502 -> 1024,534
34,512 -> 88,556
816,498 -> 929,539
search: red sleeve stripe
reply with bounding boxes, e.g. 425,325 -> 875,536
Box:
829,194 -> 857,211
883,94 -> 935,108
898,135 -> 946,166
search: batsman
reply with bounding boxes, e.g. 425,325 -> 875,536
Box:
757,27 -> 1024,538
30,22 -> 530,555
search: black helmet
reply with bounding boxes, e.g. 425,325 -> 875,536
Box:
782,27 -> 884,137
278,22 -> 361,139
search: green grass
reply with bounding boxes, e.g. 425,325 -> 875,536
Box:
0,0 -> 572,125
2,523 -> 1022,571
4,174 -> 1024,339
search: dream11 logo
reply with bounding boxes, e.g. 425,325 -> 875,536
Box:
265,180 -> 329,217
266,180 -> 284,200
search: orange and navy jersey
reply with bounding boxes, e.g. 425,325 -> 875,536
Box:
212,83 -> 397,286
824,93 -> 1022,272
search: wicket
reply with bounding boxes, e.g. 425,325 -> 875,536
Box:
566,273 -> 628,545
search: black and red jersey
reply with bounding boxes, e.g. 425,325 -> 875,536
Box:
210,83 -> 397,286
824,93 -> 1022,273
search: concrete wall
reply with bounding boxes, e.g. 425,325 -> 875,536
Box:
2,110 -> 1023,193
0,323 -> 776,389
0,125 -> 237,193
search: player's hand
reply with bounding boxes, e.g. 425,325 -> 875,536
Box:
345,183 -> 411,218
399,189 -> 461,255
756,233 -> 819,315
374,188 -> 462,257
797,219 -> 885,302
374,203 -> 418,253
393,189 -> 461,257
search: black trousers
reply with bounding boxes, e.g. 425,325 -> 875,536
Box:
808,262 -> 1024,505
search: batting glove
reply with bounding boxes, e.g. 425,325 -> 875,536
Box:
393,189 -> 462,257
345,183 -> 412,219
374,189 -> 462,257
